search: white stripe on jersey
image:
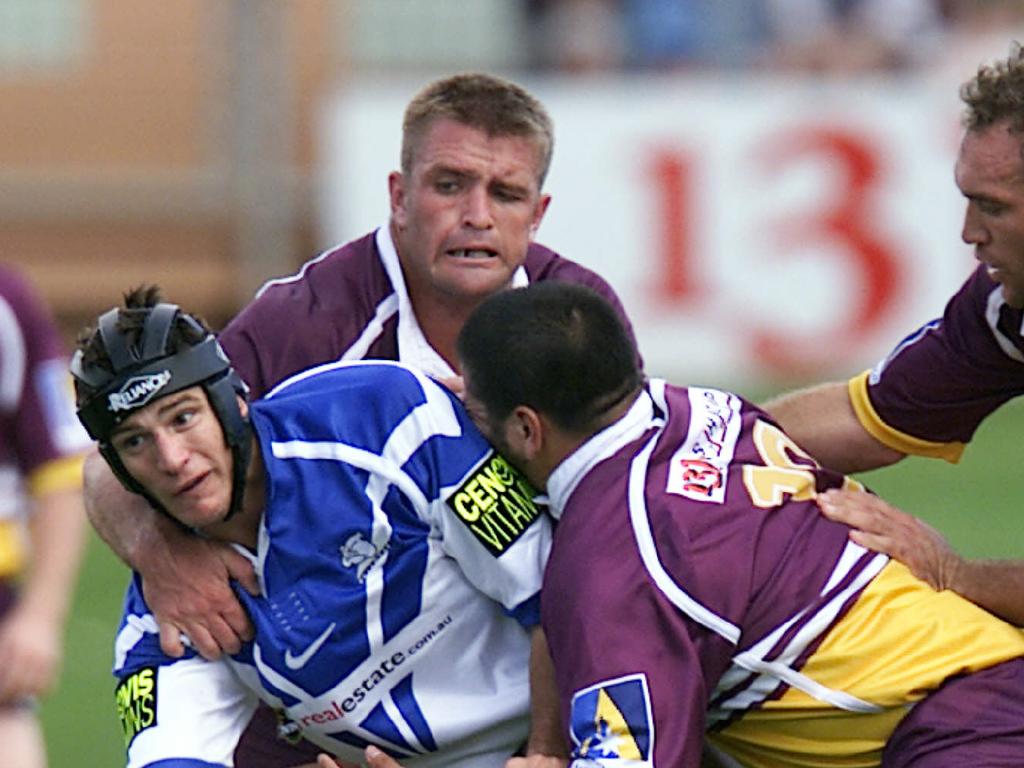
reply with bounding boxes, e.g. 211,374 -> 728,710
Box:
629,429 -> 743,645
0,294 -> 26,412
710,543 -> 889,722
340,293 -> 399,362
986,285 -> 1024,363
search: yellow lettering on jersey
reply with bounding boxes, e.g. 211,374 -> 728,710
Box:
743,421 -> 817,508
449,453 -> 543,556
115,667 -> 157,747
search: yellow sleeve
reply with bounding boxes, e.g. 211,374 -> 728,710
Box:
847,371 -> 965,463
26,453 -> 86,498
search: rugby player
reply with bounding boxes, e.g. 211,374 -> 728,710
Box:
457,282 -> 1024,767
74,288 -> 554,768
765,44 -> 1024,627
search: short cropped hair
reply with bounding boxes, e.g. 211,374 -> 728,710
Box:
962,43 -> 1024,135
73,285 -> 211,406
457,283 -> 643,435
401,72 -> 555,185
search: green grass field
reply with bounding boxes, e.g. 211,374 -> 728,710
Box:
39,399 -> 1024,766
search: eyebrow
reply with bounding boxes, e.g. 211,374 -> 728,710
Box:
110,392 -> 200,438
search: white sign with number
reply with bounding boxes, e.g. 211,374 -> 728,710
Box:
320,74 -> 974,384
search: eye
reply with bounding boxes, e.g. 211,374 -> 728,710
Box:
172,408 -> 197,428
113,432 -> 146,454
976,198 -> 1008,216
434,177 -> 460,194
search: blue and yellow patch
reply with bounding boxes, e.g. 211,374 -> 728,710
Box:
570,673 -> 653,764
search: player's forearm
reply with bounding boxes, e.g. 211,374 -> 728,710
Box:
526,626 -> 567,758
762,381 -> 904,474
83,449 -> 183,569
947,559 -> 1024,627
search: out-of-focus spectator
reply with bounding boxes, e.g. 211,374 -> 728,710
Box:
935,0 -> 1024,85
762,0 -> 947,74
0,264 -> 89,768
526,0 -> 628,72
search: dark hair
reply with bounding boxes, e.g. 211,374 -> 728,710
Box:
73,285 -> 211,407
962,42 -> 1024,135
457,282 -> 642,434
401,72 -> 554,185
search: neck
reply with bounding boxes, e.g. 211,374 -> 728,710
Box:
405,293 -> 475,372
536,386 -> 643,489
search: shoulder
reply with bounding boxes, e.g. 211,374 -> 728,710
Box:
238,232 -> 390,320
524,242 -> 611,289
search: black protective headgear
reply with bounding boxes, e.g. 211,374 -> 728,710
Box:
71,302 -> 252,521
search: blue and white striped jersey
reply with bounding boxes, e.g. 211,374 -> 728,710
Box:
113,360 -> 551,768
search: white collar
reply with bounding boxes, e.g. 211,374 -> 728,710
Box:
376,225 -> 532,379
545,388 -> 657,519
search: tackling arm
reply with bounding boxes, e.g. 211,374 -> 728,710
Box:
83,450 -> 259,659
762,381 -> 905,474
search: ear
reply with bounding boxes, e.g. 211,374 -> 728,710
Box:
529,193 -> 552,238
237,395 -> 249,418
388,171 -> 407,228
504,404 -> 546,460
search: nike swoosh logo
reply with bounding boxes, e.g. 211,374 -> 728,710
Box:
284,622 -> 336,670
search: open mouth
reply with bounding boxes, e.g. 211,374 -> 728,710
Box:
448,248 -> 497,259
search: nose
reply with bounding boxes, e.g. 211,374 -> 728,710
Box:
462,186 -> 494,230
153,430 -> 189,475
961,202 -> 988,246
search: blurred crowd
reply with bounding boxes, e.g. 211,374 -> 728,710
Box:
523,0 -> 1024,78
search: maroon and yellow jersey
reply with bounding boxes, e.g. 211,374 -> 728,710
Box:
0,266 -> 89,575
542,380 -> 1024,767
849,264 -> 1024,462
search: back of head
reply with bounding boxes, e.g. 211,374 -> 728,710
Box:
72,286 -> 250,512
961,42 -> 1024,134
457,282 -> 642,435
401,72 -> 554,184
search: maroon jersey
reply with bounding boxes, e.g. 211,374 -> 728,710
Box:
0,266 -> 89,575
849,264 -> 1024,461
542,380 -> 1024,767
221,226 -> 638,397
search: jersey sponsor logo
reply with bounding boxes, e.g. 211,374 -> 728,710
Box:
284,621 -> 337,670
107,371 -> 172,412
447,452 -> 543,556
296,615 -> 453,726
115,666 -> 157,747
570,673 -> 653,765
666,388 -> 741,504
341,531 -> 389,582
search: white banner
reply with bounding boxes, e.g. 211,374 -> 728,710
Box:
319,74 -> 976,384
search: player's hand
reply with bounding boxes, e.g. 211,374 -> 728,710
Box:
505,756 -> 569,768
363,746 -> 409,768
0,604 -> 62,703
435,375 -> 465,399
817,489 -> 961,591
304,755 -> 359,768
139,530 -> 259,660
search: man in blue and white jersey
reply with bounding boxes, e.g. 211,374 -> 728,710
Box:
71,287 -> 552,768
